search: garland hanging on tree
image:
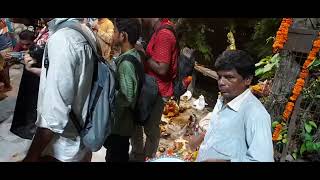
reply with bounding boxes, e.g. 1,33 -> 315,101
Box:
272,18 -> 293,53
272,32 -> 320,141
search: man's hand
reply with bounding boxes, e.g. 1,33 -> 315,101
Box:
135,43 -> 145,55
24,53 -> 36,67
22,128 -> 55,162
23,53 -> 41,76
188,130 -> 206,151
3,52 -> 12,60
22,154 -> 40,162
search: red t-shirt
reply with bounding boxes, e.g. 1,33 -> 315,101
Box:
13,43 -> 24,52
144,19 -> 178,97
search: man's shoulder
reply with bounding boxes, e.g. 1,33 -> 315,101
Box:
243,92 -> 270,117
49,26 -> 92,47
117,58 -> 136,74
157,28 -> 176,41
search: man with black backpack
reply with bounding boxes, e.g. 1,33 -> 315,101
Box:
103,18 -> 142,162
131,18 -> 179,161
23,18 -> 96,162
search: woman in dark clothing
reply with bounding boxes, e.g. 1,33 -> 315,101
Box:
10,19 -> 47,139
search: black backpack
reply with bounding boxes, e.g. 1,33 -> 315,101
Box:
156,25 -> 195,103
116,54 -> 159,125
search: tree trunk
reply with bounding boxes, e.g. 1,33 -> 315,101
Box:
265,51 -> 301,121
280,94 -> 303,162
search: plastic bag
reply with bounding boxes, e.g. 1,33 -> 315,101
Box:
192,95 -> 207,111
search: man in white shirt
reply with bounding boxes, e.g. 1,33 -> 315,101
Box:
23,18 -> 95,162
189,50 -> 274,162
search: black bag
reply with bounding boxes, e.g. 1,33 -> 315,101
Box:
117,55 -> 159,125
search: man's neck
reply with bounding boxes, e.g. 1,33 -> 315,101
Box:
121,43 -> 134,54
152,19 -> 161,31
222,88 -> 248,105
223,98 -> 232,106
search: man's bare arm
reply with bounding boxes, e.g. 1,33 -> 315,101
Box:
23,128 -> 54,162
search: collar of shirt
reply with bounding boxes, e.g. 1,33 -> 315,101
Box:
218,88 -> 251,112
47,18 -> 80,35
115,48 -> 139,65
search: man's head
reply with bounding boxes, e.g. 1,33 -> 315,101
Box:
19,30 -> 35,50
140,18 -> 160,29
215,50 -> 255,103
113,18 -> 141,48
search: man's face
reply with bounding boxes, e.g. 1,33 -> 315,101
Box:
217,68 -> 252,102
112,26 -> 125,47
20,39 -> 33,50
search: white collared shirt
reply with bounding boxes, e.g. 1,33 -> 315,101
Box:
196,89 -> 274,162
35,18 -> 95,162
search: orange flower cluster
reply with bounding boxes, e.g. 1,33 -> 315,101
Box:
272,18 -> 293,53
272,124 -> 283,141
272,34 -> 320,141
282,102 -> 295,120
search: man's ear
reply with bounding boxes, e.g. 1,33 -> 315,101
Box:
245,76 -> 253,86
120,32 -> 127,42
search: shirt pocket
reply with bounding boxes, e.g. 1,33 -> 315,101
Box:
211,137 -> 239,159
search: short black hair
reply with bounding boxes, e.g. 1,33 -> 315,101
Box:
19,30 -> 35,41
215,50 -> 255,79
114,18 -> 141,45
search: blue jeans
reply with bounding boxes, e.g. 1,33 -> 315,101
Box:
0,34 -> 12,51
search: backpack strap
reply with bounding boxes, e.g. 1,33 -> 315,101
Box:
156,25 -> 179,51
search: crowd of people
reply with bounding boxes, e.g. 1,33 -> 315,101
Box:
0,18 -> 274,162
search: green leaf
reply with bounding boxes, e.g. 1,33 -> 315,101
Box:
266,36 -> 275,44
260,70 -> 275,80
292,152 -> 297,160
255,61 -> 268,67
262,63 -> 274,73
277,134 -> 283,141
255,68 -> 265,76
282,138 -> 288,144
308,58 -> 320,69
272,121 -> 279,128
304,133 -> 313,141
308,121 -> 317,129
312,143 -> 319,151
305,123 -> 312,133
300,143 -> 306,156
316,95 -> 320,99
270,53 -> 280,63
306,141 -> 314,151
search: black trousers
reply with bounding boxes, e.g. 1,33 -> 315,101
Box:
10,69 -> 40,139
104,134 -> 130,162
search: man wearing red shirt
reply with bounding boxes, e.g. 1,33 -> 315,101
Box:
131,18 -> 179,161
14,30 -> 35,52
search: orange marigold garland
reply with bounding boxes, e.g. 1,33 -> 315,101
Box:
272,18 -> 293,53
272,32 -> 320,141
272,124 -> 283,141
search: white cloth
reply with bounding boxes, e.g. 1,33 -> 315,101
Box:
35,18 -> 95,162
196,89 -> 274,162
